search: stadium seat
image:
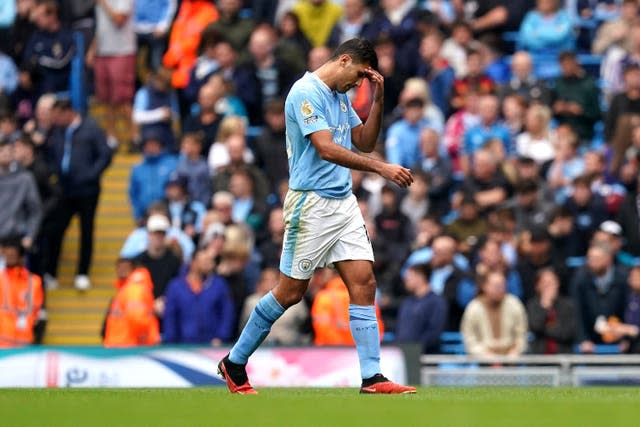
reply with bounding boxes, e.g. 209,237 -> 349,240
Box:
440,332 -> 466,355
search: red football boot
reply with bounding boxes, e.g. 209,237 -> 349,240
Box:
217,355 -> 258,395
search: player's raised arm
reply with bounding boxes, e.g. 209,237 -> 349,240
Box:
351,67 -> 384,153
309,130 -> 413,188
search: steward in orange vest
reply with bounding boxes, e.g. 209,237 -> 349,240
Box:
0,238 -> 43,348
103,259 -> 160,347
311,273 -> 384,346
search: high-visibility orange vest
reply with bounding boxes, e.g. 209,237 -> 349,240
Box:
162,0 -> 219,88
0,267 -> 43,348
104,267 -> 160,347
311,276 -> 384,346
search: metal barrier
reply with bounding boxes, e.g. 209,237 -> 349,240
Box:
420,355 -> 640,387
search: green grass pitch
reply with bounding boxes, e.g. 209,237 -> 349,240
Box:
2,387 -> 640,427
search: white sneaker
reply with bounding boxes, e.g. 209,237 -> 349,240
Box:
43,274 -> 59,290
74,275 -> 91,291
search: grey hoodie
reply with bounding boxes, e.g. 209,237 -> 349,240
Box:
0,164 -> 42,240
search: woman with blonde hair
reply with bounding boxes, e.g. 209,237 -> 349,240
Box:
399,77 -> 444,134
516,104 -> 555,165
207,115 -> 254,175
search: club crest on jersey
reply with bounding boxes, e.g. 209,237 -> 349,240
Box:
298,259 -> 312,273
301,100 -> 313,116
340,100 -> 347,112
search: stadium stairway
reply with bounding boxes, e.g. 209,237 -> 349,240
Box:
43,153 -> 140,345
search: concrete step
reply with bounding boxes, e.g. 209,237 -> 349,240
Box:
43,335 -> 102,345
47,321 -> 102,335
47,312 -> 106,322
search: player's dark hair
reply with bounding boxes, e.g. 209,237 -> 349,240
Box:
331,38 -> 378,70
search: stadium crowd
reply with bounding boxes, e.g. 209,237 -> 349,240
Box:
1,0 -> 640,355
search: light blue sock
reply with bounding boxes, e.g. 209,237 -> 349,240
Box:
229,291 -> 285,365
349,304 -> 381,379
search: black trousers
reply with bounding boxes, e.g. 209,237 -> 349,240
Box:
45,192 -> 99,278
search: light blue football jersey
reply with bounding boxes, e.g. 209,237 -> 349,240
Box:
284,72 -> 362,199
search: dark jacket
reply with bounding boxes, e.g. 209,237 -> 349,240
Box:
440,265 -> 474,332
134,250 -> 182,298
564,194 -> 608,256
571,266 -> 628,343
0,166 -> 42,240
617,192 -> 640,256
163,274 -> 236,344
416,156 -> 454,218
552,73 -> 601,141
253,127 -> 289,193
527,296 -> 576,354
47,117 -> 112,197
395,291 -> 448,354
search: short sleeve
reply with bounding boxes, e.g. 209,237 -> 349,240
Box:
348,102 -> 362,129
289,87 -> 330,137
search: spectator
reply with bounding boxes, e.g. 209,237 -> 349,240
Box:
369,0 -> 421,60
22,92 -> 56,151
253,98 -> 288,194
571,243 -> 628,353
584,151 -> 626,216
226,168 -> 268,234
450,50 -> 496,112
327,0 -> 375,48
207,115 -> 251,175
443,88 -> 481,174
592,0 -> 636,56
120,201 -> 195,263
461,270 -> 528,357
396,77 -> 445,134
385,97 -> 433,168
132,66 -> 179,150
518,227 -> 569,300
466,0 -> 535,37
499,51 -> 551,105
456,148 -> 511,214
240,267 -> 309,345
163,247 -> 235,344
515,155 -> 556,204
395,263 -> 447,354
293,0 -> 343,48
204,0 -> 254,54
129,132 -> 178,224
474,237 -> 524,300
103,258 -> 160,347
45,99 -> 112,291
311,271 -> 384,346
9,0 -> 36,64
414,31 -> 455,117
0,236 -> 44,348
446,195 -> 488,258
164,173 -> 207,240
618,174 -> 640,255
134,213 -> 182,317
183,83 -> 225,155
370,35 -> 405,122
0,50 -> 19,97
622,265 -> 640,353
507,179 -> 556,233
552,51 -> 601,142
13,135 -> 60,277
22,0 -> 75,96
400,172 -> 430,234
257,207 -> 284,270
501,94 -> 527,149
162,0 -> 218,89
275,11 -> 312,76
86,0 -> 136,142
243,24 -> 299,125
516,104 -> 555,166
175,133 -> 211,207
0,111 -> 21,143
546,124 -> 585,200
375,185 -> 413,265
591,220 -> 633,269
518,0 -> 573,56
134,0 -> 176,71
604,21 -> 640,101
213,134 -> 270,206
210,191 -> 235,227
564,175 -> 608,256
461,95 -> 510,174
441,20 -> 476,78
526,268 -> 576,354
605,63 -> 640,142
416,128 -> 453,218
477,33 -> 509,86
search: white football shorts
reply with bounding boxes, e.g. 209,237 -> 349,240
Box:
279,190 -> 374,280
